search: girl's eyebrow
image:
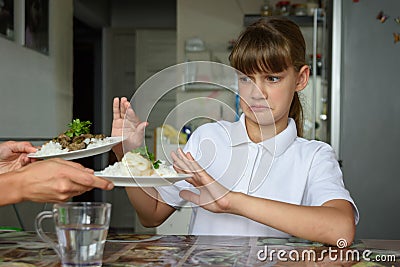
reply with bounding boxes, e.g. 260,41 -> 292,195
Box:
235,71 -> 245,76
266,69 -> 286,75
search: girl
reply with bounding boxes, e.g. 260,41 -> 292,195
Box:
112,18 -> 358,246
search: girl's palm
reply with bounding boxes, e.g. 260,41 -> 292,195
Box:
172,149 -> 231,213
111,97 -> 147,159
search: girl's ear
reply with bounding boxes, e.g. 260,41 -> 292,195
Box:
295,65 -> 310,92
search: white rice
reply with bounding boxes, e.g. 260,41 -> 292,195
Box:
34,141 -> 69,156
153,164 -> 178,177
101,162 -> 132,176
100,152 -> 177,177
35,137 -> 114,156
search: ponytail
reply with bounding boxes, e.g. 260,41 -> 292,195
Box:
289,92 -> 303,137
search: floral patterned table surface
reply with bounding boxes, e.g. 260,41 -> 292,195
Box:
0,231 -> 399,266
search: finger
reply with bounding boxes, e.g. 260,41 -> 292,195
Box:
21,156 -> 33,166
71,171 -> 114,190
170,151 -> 181,163
185,177 -> 202,188
125,101 -> 148,129
172,164 -> 193,177
172,152 -> 192,173
182,152 -> 217,188
136,121 -> 149,133
177,149 -> 203,175
185,152 -> 206,175
120,98 -> 129,117
121,97 -> 129,109
11,141 -> 37,154
93,176 -> 114,190
47,160 -> 113,190
176,150 -> 204,182
171,151 -> 192,173
125,103 -> 141,125
173,164 -> 185,174
113,97 -> 122,119
83,168 -> 95,174
179,190 -> 200,205
177,148 -> 195,163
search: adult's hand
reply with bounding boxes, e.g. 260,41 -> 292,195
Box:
4,158 -> 114,205
0,141 -> 37,174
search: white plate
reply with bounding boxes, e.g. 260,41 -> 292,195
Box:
95,172 -> 191,187
27,137 -> 123,160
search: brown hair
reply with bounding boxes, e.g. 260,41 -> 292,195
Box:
229,18 -> 306,137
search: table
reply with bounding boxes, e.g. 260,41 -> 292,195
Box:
0,231 -> 399,266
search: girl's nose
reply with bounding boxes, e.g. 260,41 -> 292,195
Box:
251,81 -> 267,99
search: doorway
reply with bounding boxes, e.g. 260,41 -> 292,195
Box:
72,17 -> 103,202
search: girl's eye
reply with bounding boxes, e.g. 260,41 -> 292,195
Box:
267,76 -> 280,82
239,76 -> 252,83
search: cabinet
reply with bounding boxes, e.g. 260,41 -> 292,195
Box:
134,30 -> 177,154
176,47 -> 239,133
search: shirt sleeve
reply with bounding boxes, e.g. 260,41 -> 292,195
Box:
156,180 -> 191,208
303,143 -> 360,224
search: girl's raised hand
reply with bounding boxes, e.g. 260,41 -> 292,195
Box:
111,97 -> 148,160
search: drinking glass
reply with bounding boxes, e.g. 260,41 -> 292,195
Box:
35,202 -> 111,267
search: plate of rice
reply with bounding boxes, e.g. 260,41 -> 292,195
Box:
28,136 -> 123,160
95,150 -> 191,187
94,174 -> 191,187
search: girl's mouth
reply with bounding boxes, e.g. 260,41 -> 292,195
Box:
249,105 -> 271,112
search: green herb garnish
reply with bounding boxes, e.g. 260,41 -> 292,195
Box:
64,119 -> 92,138
132,146 -> 161,169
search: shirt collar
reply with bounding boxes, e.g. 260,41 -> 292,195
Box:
230,114 -> 297,157
229,114 -> 252,146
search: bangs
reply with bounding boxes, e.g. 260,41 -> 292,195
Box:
230,26 -> 292,75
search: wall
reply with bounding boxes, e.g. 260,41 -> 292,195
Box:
340,0 -> 400,239
111,0 -> 176,29
74,0 -> 110,28
0,0 -> 73,139
0,0 -> 73,231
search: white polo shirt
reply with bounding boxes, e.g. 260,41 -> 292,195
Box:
157,115 -> 359,237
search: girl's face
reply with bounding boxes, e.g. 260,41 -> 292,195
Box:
238,65 -> 309,135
